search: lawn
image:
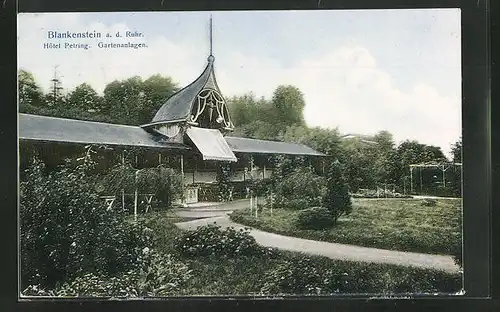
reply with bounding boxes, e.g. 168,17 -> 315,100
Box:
134,209 -> 462,295
230,198 -> 462,256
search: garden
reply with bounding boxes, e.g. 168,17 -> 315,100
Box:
230,155 -> 462,265
19,148 -> 463,297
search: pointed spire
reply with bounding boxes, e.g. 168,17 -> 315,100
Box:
209,14 -> 213,57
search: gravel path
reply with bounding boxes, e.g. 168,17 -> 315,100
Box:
173,200 -> 460,274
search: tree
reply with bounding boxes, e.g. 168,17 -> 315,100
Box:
271,85 -> 306,127
322,160 -> 352,225
66,83 -> 103,112
338,138 -> 377,191
44,70 -> 65,107
451,137 -> 462,163
371,130 -> 397,185
18,69 -> 45,108
226,93 -> 259,127
283,125 -> 342,157
140,74 -> 179,124
102,76 -> 145,125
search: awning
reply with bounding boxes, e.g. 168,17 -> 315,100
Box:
186,127 -> 237,162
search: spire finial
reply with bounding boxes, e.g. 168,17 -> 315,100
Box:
209,14 -> 213,56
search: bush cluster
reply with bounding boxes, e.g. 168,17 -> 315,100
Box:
260,255 -> 462,295
421,198 -> 438,207
173,223 -> 266,258
273,167 -> 327,210
294,207 -> 334,230
20,157 -> 152,288
22,249 -> 193,298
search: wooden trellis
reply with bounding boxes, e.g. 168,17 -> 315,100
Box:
409,161 -> 462,193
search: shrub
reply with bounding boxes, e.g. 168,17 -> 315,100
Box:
133,248 -> 193,296
322,160 -> 352,224
20,156 -> 152,289
421,198 -> 437,207
260,257 -> 325,295
22,249 -> 193,298
294,207 -> 334,230
54,272 -> 139,297
274,167 -> 327,210
260,255 -> 462,295
174,223 -> 263,258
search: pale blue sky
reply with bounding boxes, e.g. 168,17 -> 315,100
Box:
18,10 -> 461,156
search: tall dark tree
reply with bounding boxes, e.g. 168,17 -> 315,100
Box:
44,68 -> 65,107
322,160 -> 352,225
451,137 -> 462,163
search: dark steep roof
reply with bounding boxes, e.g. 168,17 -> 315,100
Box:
19,113 -> 190,150
225,136 -> 326,156
145,55 -> 221,127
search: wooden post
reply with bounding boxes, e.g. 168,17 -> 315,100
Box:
410,167 -> 413,193
263,164 -> 266,179
255,196 -> 258,218
442,165 -> 446,188
270,191 -> 273,216
419,167 -> 423,193
158,153 -> 162,165
134,170 -> 138,222
180,154 -> 184,176
122,189 -> 125,212
250,195 -> 253,213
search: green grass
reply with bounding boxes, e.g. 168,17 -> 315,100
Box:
230,198 -> 462,255
136,209 -> 462,295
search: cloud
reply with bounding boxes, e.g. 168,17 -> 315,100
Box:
17,12 -> 461,157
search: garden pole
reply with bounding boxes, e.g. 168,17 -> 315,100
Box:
122,189 -> 125,212
255,196 -> 258,218
134,170 -> 138,222
410,167 -> 413,193
270,194 -> 273,216
419,167 -> 423,193
442,165 -> 446,188
250,195 -> 253,213
180,154 -> 185,205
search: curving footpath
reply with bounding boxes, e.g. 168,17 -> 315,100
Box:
174,213 -> 460,274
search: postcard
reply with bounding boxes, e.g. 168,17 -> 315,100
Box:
17,9 -> 463,298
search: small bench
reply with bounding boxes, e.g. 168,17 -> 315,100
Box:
100,195 -> 116,211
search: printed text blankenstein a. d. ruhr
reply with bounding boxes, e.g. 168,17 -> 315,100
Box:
43,30 -> 147,50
